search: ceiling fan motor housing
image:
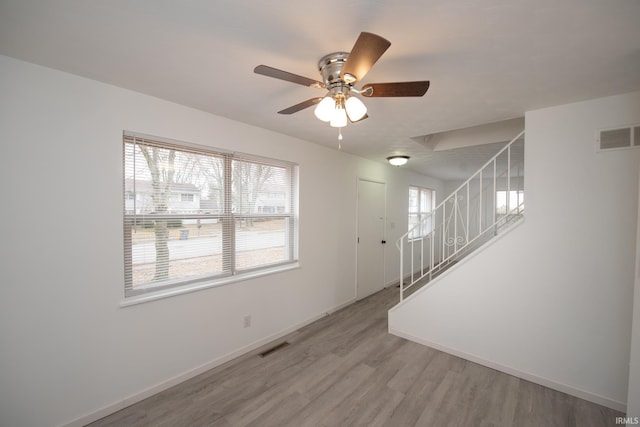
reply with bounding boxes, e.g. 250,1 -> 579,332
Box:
318,52 -> 349,84
317,52 -> 357,98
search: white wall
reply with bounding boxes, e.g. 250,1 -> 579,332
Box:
390,91 -> 640,411
0,55 -> 442,427
628,174 -> 640,420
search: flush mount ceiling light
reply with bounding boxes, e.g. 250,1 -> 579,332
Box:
254,32 -> 430,147
387,155 -> 410,166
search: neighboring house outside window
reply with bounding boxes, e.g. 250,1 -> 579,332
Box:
123,132 -> 298,301
408,186 -> 435,240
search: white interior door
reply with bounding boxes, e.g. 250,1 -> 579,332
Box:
357,179 -> 386,300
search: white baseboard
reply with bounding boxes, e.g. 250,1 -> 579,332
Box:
61,296 -> 357,427
389,327 -> 627,413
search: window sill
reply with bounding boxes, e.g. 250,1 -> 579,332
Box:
119,262 -> 300,308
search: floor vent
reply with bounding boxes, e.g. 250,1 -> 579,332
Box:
259,342 -> 290,357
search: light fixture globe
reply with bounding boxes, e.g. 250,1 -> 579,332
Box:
387,155 -> 410,166
345,96 -> 367,121
330,105 -> 348,128
314,97 -> 335,122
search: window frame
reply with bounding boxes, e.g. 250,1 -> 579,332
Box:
122,131 -> 299,304
408,185 -> 435,240
495,189 -> 524,216
180,193 -> 195,202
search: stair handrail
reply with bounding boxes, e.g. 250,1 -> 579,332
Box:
394,160 -> 521,251
397,130 -> 525,300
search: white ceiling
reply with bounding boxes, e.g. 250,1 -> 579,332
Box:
1,0 -> 639,180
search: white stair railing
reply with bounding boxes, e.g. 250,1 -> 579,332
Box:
396,130 -> 525,301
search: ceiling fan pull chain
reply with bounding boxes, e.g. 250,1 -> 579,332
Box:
338,128 -> 343,149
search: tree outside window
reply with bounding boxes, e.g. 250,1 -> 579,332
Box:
123,133 -> 298,298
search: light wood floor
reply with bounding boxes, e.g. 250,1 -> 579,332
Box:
90,286 -> 624,427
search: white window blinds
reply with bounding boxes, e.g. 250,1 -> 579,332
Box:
123,132 -> 298,298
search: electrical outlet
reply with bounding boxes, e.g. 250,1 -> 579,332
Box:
243,315 -> 251,328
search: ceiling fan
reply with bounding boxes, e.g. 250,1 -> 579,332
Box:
254,32 -> 430,142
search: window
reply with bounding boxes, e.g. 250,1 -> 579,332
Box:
123,132 -> 298,300
496,190 -> 524,215
408,186 -> 435,239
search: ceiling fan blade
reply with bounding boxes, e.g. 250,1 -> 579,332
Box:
277,97 -> 324,114
341,32 -> 391,83
361,81 -> 430,97
254,65 -> 324,88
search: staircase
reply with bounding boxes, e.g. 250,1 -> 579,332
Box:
396,130 -> 525,300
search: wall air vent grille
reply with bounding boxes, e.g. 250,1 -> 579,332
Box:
598,124 -> 640,151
